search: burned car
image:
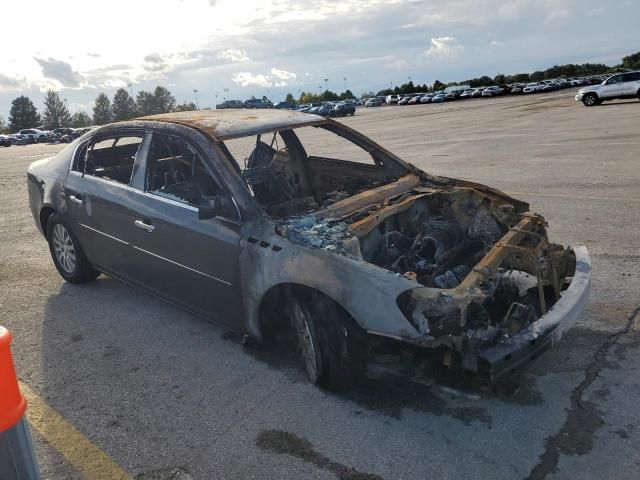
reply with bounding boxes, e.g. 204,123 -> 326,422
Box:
27,110 -> 591,389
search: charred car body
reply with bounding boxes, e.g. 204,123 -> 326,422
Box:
27,110 -> 590,388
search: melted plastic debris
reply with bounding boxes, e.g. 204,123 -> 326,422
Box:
277,215 -> 350,252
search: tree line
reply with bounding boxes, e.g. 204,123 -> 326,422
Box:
4,86 -> 197,132
374,50 -> 640,96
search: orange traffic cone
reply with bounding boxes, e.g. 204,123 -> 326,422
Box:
0,326 -> 41,479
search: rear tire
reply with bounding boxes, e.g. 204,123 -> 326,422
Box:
583,93 -> 598,107
286,291 -> 366,390
47,213 -> 99,283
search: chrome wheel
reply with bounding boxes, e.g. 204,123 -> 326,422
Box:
52,224 -> 76,274
583,94 -> 597,106
289,299 -> 320,383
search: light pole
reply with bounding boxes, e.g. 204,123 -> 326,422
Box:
323,78 -> 328,91
193,89 -> 199,110
224,88 -> 229,101
343,77 -> 347,92
127,82 -> 134,98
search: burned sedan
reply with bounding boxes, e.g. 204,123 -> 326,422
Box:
27,110 -> 590,389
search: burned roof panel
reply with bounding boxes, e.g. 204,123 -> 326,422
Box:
136,109 -> 328,141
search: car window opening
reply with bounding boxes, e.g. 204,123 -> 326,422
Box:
223,126 -> 400,219
77,135 -> 143,185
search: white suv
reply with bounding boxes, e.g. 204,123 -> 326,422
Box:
575,71 -> 640,106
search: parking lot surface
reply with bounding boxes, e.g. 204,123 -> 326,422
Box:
1,90 -> 639,479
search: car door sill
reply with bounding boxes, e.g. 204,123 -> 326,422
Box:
93,265 -> 241,331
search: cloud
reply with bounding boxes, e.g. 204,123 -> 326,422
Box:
217,49 -> 250,62
425,36 -> 464,60
232,67 -> 298,88
33,57 -> 85,87
270,68 -> 296,81
0,73 -> 28,92
87,52 -> 101,58
231,72 -> 272,88
490,40 -> 504,47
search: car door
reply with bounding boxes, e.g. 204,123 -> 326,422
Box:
621,72 -> 640,96
63,131 -> 148,275
122,131 -> 244,327
600,75 -> 624,98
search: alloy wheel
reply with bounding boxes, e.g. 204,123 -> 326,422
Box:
52,224 -> 76,274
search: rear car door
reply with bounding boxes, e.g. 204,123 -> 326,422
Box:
621,72 -> 640,96
63,131 -> 147,274
123,131 -> 243,327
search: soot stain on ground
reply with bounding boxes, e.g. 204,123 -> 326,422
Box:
338,374 -> 493,427
256,429 -> 383,480
220,331 -> 307,383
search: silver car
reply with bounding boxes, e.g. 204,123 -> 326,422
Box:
575,71 -> 640,106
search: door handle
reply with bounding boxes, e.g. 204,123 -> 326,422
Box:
134,220 -> 155,233
69,194 -> 84,205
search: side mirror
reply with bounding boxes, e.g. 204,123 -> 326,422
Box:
198,196 -> 219,220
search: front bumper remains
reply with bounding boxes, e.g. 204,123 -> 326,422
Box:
477,245 -> 591,380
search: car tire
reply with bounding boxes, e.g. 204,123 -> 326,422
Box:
286,291 -> 366,390
47,213 -> 100,283
583,93 -> 598,107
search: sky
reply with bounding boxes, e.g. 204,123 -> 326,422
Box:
0,0 -> 638,119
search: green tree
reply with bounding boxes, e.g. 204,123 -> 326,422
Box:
530,71 -> 544,82
285,92 -> 296,104
93,93 -> 113,125
70,111 -> 92,128
112,88 -> 137,121
42,90 -> 71,129
9,96 -> 40,132
174,102 -> 197,112
153,86 -> 176,113
0,115 -> 8,134
339,89 -> 355,100
135,90 -> 156,115
432,80 -> 446,91
136,86 -> 176,115
621,51 -> 640,70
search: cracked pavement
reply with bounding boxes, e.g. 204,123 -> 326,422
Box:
1,90 -> 639,479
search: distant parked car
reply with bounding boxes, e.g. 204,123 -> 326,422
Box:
385,94 -> 401,104
419,94 -> 433,103
244,98 -> 273,109
365,98 -> 382,107
216,100 -> 245,109
510,84 -> 525,94
274,101 -> 296,110
330,102 -> 356,117
482,86 -> 505,97
0,135 -> 12,147
431,93 -> 446,103
523,83 -> 543,94
459,89 -> 475,99
18,129 -> 49,143
471,88 -> 485,98
398,96 -> 412,105
576,70 -> 640,106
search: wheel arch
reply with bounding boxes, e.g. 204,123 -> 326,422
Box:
39,205 -> 56,239
256,282 -> 360,341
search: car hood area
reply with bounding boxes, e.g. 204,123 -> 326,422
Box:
274,172 -> 585,377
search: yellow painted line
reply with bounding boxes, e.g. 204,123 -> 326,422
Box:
19,381 -> 132,480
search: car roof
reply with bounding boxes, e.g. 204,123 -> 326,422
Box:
136,109 -> 327,141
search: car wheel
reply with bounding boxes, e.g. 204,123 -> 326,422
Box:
47,214 -> 99,283
286,291 -> 366,390
583,93 -> 598,107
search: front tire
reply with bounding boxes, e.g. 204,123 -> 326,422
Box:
286,291 -> 366,390
583,93 -> 598,107
47,214 -> 99,283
